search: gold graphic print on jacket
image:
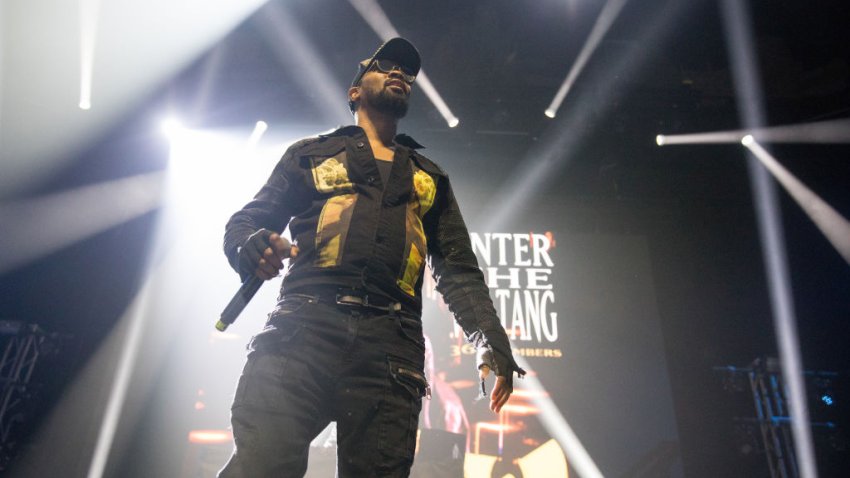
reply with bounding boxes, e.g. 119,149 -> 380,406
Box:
398,168 -> 436,295
311,157 -> 354,193
312,156 -> 357,267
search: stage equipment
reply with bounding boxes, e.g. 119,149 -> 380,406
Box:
0,321 -> 59,471
716,358 -> 846,478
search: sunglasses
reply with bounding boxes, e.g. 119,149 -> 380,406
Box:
370,59 -> 417,83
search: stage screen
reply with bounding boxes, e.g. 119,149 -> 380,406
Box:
411,226 -> 680,477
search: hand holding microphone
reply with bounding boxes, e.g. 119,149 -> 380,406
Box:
216,229 -> 298,332
238,229 -> 299,280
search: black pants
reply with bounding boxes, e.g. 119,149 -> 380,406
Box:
218,295 -> 428,478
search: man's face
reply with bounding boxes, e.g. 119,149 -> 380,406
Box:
355,61 -> 412,119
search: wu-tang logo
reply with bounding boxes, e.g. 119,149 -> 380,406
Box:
464,439 -> 568,477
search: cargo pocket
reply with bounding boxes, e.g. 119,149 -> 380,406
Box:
388,356 -> 430,400
376,356 -> 428,471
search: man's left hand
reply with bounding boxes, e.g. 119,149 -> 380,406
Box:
479,365 -> 512,413
490,376 -> 512,413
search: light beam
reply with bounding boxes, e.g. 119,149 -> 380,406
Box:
545,0 -> 630,118
0,172 -> 166,274
247,120 -> 268,148
656,119 -> 850,146
87,279 -> 153,478
514,356 -> 604,478
743,138 -> 850,264
720,1 -> 818,476
483,0 -> 690,232
79,0 -> 100,110
256,3 -> 352,125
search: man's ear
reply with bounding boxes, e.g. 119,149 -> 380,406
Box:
348,86 -> 360,104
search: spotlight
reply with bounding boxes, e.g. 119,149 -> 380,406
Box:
545,0 -> 629,118
821,395 -> 834,406
655,134 -> 665,146
161,118 -> 184,140
247,120 -> 268,147
741,134 -> 754,146
655,119 -> 850,146
448,117 -> 460,128
79,100 -> 92,111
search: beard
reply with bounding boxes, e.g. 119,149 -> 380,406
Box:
362,84 -> 409,119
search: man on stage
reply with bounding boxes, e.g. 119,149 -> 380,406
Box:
218,37 -> 525,477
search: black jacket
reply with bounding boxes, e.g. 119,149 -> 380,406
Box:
224,125 -> 524,378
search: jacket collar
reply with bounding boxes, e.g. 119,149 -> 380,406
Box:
314,125 -> 443,177
319,125 -> 425,150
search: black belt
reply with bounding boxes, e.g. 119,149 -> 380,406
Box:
284,287 -> 402,313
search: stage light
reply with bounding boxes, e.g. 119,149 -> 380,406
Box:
247,120 -> 268,147
545,0 -> 629,118
347,0 -> 459,128
656,134 -> 665,146
161,118 -> 185,140
741,134 -> 754,146
79,0 -> 100,114
3,0 -> 270,202
821,395 -> 834,406
655,119 -> 850,146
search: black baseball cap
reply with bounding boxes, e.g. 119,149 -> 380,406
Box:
349,37 -> 421,113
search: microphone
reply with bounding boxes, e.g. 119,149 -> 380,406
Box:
215,276 -> 263,332
215,243 -> 298,332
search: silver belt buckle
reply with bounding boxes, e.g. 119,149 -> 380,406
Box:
335,293 -> 365,307
336,292 -> 401,313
